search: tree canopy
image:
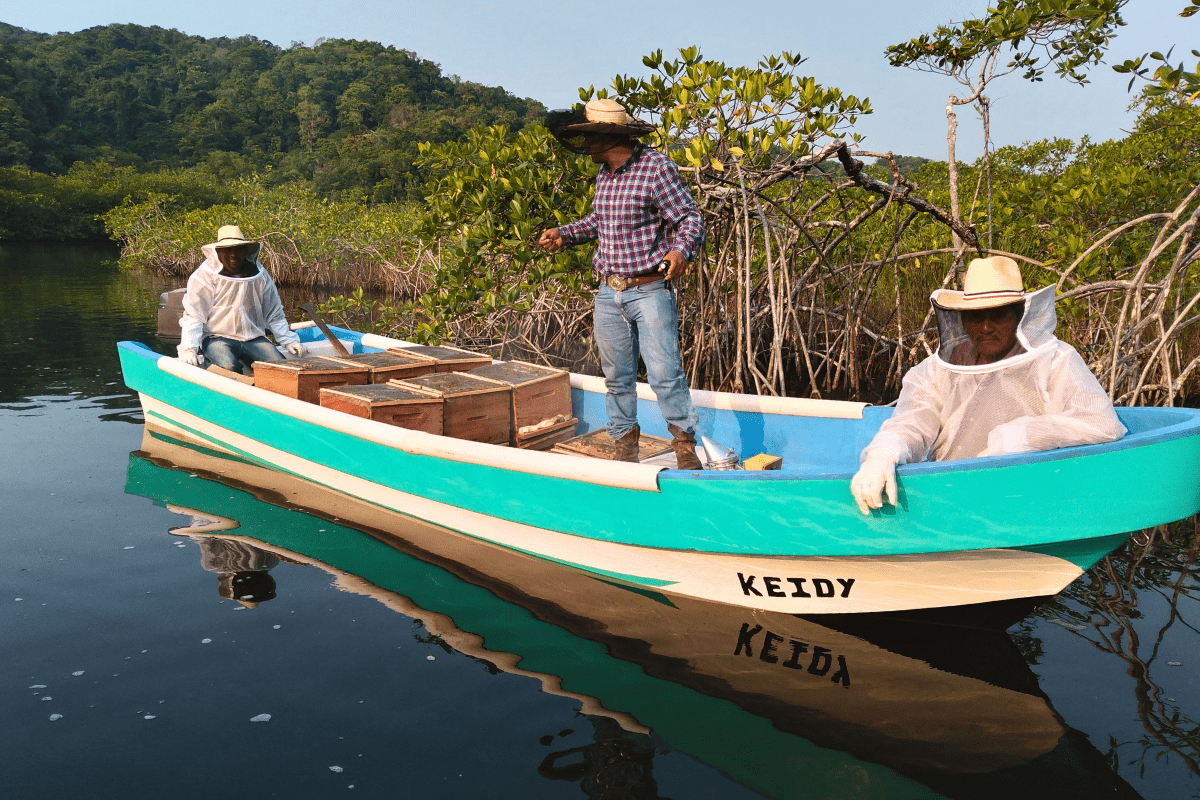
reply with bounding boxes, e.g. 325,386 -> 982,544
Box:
0,22 -> 543,200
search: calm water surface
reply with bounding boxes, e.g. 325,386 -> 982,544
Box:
3,243 -> 1198,799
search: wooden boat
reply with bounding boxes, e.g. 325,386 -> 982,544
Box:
124,435 -> 1142,800
117,324 -> 1200,614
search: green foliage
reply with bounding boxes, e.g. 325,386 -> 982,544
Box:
0,162 -> 232,240
408,47 -> 873,337
0,22 -> 543,200
1113,2 -> 1200,101
103,178 -> 426,291
872,96 -> 1200,308
614,48 -> 870,171
886,0 -> 1128,83
872,155 -> 932,176
414,122 -> 598,337
987,97 -> 1200,278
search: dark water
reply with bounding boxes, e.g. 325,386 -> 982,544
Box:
3,243 -> 1198,799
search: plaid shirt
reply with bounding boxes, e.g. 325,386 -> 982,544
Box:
559,144 -> 704,278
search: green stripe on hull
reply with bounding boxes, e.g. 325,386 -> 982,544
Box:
121,347 -> 1199,558
1015,532 -> 1132,571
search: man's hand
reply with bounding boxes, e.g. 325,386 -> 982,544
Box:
538,228 -> 564,253
850,451 -> 898,516
179,349 -> 202,367
284,342 -> 306,358
661,250 -> 687,281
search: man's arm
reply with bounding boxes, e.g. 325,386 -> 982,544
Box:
850,359 -> 946,514
651,160 -> 704,279
862,358 -> 947,466
260,275 -> 299,348
983,345 -> 1125,455
539,210 -> 599,253
178,272 -> 210,356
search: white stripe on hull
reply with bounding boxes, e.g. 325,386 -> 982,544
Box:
140,395 -> 1083,614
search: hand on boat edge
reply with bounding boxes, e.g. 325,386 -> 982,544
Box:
850,452 -> 898,515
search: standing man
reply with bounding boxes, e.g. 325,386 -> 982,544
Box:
539,99 -> 705,469
178,225 -> 305,375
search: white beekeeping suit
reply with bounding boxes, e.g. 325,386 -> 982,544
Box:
866,285 -> 1125,464
177,240 -> 299,355
851,256 -> 1125,514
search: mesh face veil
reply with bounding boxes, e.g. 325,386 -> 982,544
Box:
934,286 -> 1058,372
544,108 -> 591,153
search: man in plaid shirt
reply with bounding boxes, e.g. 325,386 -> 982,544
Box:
540,99 -> 705,469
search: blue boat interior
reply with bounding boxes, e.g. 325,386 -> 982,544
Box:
136,327 -> 1200,481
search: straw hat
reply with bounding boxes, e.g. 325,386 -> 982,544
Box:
559,99 -> 654,136
209,225 -> 257,249
931,256 -> 1025,311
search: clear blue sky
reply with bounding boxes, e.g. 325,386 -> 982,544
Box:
0,0 -> 1191,159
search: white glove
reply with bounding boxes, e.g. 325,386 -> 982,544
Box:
850,451 -> 898,516
179,349 -> 202,367
284,342 -> 306,357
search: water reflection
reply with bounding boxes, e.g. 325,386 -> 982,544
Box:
1035,523 -> 1200,781
538,715 -> 668,799
126,425 -> 1145,800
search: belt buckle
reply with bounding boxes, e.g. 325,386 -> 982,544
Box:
606,274 -> 629,292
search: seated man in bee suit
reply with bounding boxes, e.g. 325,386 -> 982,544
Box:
177,225 -> 305,374
850,255 -> 1125,515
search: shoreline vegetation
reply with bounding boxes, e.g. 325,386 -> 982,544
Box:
3,18 -> 1198,405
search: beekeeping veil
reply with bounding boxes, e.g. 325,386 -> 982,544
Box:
930,256 -> 1058,373
545,99 -> 654,155
860,255 -> 1124,464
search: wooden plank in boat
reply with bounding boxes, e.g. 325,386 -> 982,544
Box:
552,429 -> 673,461
391,372 -> 512,446
393,344 -> 492,373
468,361 -> 573,442
319,383 -> 443,434
253,356 -> 371,404
514,415 -> 578,451
324,350 -> 437,383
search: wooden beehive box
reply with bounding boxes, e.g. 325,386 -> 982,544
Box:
391,372 -> 511,446
324,350 -> 438,383
394,344 -> 492,373
253,356 -> 370,404
468,361 -> 574,446
319,383 -> 443,434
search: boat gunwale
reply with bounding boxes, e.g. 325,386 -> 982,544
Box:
119,340 -> 1200,487
345,328 -> 1200,481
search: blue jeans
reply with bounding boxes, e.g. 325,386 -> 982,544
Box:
202,336 -> 284,375
594,281 -> 699,439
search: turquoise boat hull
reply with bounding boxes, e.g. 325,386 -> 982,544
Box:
117,328 -> 1200,614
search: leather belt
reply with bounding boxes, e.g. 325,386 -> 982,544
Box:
605,272 -> 664,291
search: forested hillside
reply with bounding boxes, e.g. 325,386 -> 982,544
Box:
0,22 -> 542,200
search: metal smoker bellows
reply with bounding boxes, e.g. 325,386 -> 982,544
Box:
700,436 -> 739,470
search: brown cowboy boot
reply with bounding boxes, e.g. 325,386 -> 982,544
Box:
613,425 -> 640,462
668,424 -> 704,470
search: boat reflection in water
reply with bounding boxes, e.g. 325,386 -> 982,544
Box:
126,425 -> 1141,800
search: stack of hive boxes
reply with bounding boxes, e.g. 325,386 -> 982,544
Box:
254,343 -> 576,449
